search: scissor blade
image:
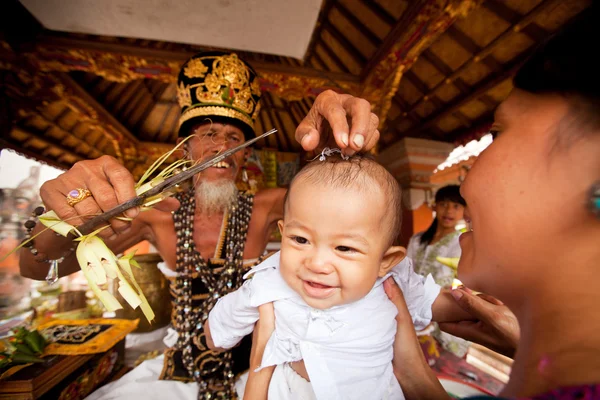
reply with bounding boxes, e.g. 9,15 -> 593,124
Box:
156,128 -> 277,193
77,128 -> 277,235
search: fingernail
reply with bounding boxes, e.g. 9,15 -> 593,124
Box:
340,133 -> 349,147
109,234 -> 118,241
451,290 -> 464,300
125,207 -> 139,219
301,134 -> 311,147
353,134 -> 364,148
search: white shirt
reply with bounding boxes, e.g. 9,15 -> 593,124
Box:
406,231 -> 462,288
208,252 -> 441,400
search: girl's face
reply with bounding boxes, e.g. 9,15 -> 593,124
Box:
457,89 -> 600,302
434,200 -> 464,229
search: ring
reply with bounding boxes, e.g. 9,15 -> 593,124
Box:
66,188 -> 92,207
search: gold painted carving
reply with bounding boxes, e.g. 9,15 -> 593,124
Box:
183,58 -> 208,78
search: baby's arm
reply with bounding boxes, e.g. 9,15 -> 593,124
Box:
204,280 -> 260,351
431,289 -> 475,323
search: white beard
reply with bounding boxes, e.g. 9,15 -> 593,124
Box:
194,180 -> 238,215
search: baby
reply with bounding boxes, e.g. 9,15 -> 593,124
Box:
205,151 -> 466,399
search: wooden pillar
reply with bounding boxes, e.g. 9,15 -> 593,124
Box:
378,138 -> 454,246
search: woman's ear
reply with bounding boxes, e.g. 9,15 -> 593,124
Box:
378,246 -> 407,277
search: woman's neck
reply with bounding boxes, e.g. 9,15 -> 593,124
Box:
430,225 -> 455,244
502,276 -> 600,397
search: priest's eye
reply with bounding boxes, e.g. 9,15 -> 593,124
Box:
291,236 -> 308,245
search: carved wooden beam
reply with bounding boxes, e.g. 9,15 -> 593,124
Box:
361,0 -> 482,132
29,33 -> 361,101
361,0 -> 429,80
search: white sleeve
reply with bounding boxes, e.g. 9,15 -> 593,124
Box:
444,234 -> 462,258
392,258 -> 441,331
207,279 -> 259,349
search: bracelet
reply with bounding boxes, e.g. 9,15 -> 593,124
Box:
23,206 -> 75,283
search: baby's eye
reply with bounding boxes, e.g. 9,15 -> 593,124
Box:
291,236 -> 308,245
336,246 -> 355,253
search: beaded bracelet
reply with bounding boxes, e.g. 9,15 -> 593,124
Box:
23,206 -> 76,284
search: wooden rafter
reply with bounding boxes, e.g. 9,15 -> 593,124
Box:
445,26 -> 503,72
482,0 -> 548,41
311,51 -> 328,71
0,137 -> 68,170
359,0 -> 395,26
403,71 -> 437,104
263,93 -> 292,151
11,127 -> 84,164
361,0 -> 429,79
317,42 -> 350,73
31,116 -> 104,159
134,83 -> 170,133
57,73 -> 138,144
334,2 -> 381,47
256,111 -> 270,148
400,54 -> 527,138
396,0 -> 560,130
322,21 -> 367,66
304,0 -> 337,63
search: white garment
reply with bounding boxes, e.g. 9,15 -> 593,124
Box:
406,231 -> 461,288
268,363 -> 317,400
406,231 -> 470,357
208,252 -> 441,400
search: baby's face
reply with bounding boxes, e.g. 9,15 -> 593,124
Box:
278,180 -> 391,310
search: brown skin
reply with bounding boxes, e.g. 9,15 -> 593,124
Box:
430,200 -> 465,245
20,90 -> 381,279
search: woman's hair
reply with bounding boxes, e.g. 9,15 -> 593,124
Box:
419,185 -> 465,246
513,4 -> 599,135
285,153 -> 403,247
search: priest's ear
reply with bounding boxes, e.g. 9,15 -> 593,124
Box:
378,246 -> 406,277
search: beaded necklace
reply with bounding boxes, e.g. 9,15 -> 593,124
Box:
173,188 -> 254,399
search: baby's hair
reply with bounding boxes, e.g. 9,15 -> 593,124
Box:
284,153 -> 402,247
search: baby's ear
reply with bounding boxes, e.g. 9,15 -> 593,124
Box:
277,220 -> 284,235
378,246 -> 407,277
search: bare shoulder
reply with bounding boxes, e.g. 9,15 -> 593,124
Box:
252,188 -> 287,224
253,188 -> 287,206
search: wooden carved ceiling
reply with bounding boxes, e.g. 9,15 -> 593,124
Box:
0,0 -> 592,176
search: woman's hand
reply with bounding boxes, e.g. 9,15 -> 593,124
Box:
384,278 -> 449,400
243,303 -> 276,400
295,91 -> 380,156
438,288 -> 519,358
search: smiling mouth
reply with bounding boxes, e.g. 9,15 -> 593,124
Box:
211,161 -> 231,169
302,280 -> 337,299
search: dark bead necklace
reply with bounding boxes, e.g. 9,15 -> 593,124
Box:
173,189 -> 255,399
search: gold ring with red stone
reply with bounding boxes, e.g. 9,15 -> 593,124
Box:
66,188 -> 92,207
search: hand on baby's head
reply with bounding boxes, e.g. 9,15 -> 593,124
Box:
277,152 -> 406,310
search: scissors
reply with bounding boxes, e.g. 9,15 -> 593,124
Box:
77,128 -> 277,235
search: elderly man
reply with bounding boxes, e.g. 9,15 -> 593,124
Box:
20,51 -> 380,399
